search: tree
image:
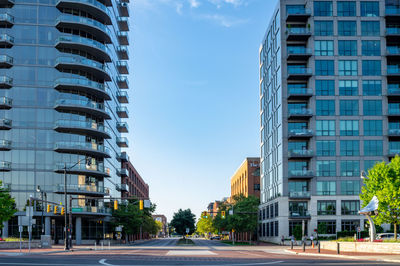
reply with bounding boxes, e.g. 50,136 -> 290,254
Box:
0,181 -> 16,229
360,156 -> 400,240
170,209 -> 196,236
196,216 -> 215,236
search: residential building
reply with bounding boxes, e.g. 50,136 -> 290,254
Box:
152,214 -> 168,237
230,157 -> 260,199
0,0 -> 131,244
120,156 -> 149,200
259,0 -> 394,242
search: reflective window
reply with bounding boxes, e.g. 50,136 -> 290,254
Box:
340,120 -> 359,136
316,80 -> 335,95
362,80 -> 381,96
317,160 -> 336,176
362,60 -> 381,75
339,80 -> 358,96
361,21 -> 380,36
339,60 -> 357,76
362,40 -> 380,56
364,120 -> 382,136
364,140 -> 383,156
340,161 -> 360,177
341,201 -> 360,215
316,100 -> 335,115
315,21 -> 334,36
360,1 -> 379,17
314,1 -> 333,16
318,220 -> 336,234
315,40 -> 334,56
338,40 -> 357,56
289,181 -> 308,192
340,100 -> 358,116
317,201 -> 336,215
342,220 -> 360,231
338,21 -> 357,36
340,140 -> 360,156
337,1 -> 356,16
341,180 -> 360,195
316,60 -> 334,75
316,120 -> 335,136
316,140 -> 336,156
286,5 -> 306,15
363,100 -> 382,115
364,160 -> 379,171
316,181 -> 336,195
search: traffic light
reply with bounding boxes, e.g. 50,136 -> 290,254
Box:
54,205 -> 58,214
221,211 -> 226,219
114,200 -> 118,210
61,207 -> 65,215
202,211 -> 208,219
139,200 -> 143,210
47,204 -> 51,213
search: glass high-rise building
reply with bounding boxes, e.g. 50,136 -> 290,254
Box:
259,0 -> 398,242
0,0 -> 131,243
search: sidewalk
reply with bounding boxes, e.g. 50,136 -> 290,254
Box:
286,247 -> 400,263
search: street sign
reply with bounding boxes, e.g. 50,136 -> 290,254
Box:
144,200 -> 151,208
19,226 -> 23,233
18,216 -> 36,226
116,232 -> 122,239
229,209 -> 233,215
116,226 -> 122,232
26,207 -> 33,217
186,228 -> 189,234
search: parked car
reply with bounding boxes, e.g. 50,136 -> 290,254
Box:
210,236 -> 221,240
376,233 -> 400,240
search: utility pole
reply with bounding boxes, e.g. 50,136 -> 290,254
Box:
64,163 -> 69,250
69,195 -> 73,248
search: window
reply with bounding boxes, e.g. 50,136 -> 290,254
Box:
338,21 -> 357,36
360,1 -> 379,17
340,161 -> 360,177
341,201 -> 360,215
318,220 -> 336,234
337,1 -> 356,16
316,160 -> 336,176
362,41 -> 380,56
274,202 -> 278,217
361,21 -> 380,36
286,5 -> 306,15
288,122 -> 307,131
362,80 -> 381,96
364,140 -> 382,156
342,220 -> 360,231
316,181 -> 336,195
340,120 -> 359,136
340,100 -> 358,116
363,100 -> 382,115
289,221 -> 308,236
338,40 -> 357,56
364,120 -> 382,136
288,141 -> 307,151
389,141 -> 400,154
315,40 -> 334,56
316,100 -> 335,115
389,103 -> 400,115
339,80 -> 358,96
316,80 -> 335,96
364,160 -> 378,171
317,201 -> 336,215
340,140 -> 359,156
316,60 -> 334,75
316,120 -> 335,136
289,181 -> 308,193
289,201 -> 308,216
315,21 -> 333,36
316,140 -> 336,156
339,60 -> 357,76
341,180 -> 360,195
314,1 -> 333,16
362,60 -> 381,76
289,161 -> 308,172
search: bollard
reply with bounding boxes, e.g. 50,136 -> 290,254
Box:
101,242 -> 104,250
108,240 -> 111,250
291,241 -> 293,250
94,242 -> 97,251
302,242 -> 305,252
312,241 -> 314,248
318,242 -> 321,253
337,242 -> 340,254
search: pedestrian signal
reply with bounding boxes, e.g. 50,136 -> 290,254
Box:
221,211 -> 226,219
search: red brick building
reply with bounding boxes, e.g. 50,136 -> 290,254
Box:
120,152 -> 149,199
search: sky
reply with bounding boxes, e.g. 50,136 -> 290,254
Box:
127,0 -> 278,221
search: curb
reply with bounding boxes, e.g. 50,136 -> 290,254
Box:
285,249 -> 400,263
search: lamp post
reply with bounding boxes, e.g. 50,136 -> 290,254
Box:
36,186 -> 47,235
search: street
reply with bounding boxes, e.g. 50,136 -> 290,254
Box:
0,238 -> 396,266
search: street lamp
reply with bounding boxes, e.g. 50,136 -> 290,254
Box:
36,186 -> 47,235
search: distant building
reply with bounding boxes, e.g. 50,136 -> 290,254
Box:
120,154 -> 149,199
230,158 -> 260,200
152,214 -> 168,237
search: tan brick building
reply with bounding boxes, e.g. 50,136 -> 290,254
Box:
230,157 -> 260,199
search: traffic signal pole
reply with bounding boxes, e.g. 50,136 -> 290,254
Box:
64,163 -> 69,251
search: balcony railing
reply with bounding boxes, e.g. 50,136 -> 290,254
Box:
56,184 -> 105,194
0,161 -> 11,171
288,129 -> 313,137
389,129 -> 400,136
55,99 -> 109,118
116,61 -> 129,74
56,35 -> 111,61
389,108 -> 400,115
387,46 -> 400,56
55,162 -> 109,177
56,56 -> 107,74
388,65 -> 400,75
289,170 -> 314,177
0,34 -> 14,44
0,139 -> 11,150
388,87 -> 400,95
288,149 -> 313,157
386,27 -> 400,35
0,96 -> 12,107
55,141 -> 110,156
289,211 -> 310,217
289,191 -> 311,198
288,88 -> 312,96
0,76 -> 13,87
386,7 -> 400,15
288,67 -> 312,75
0,13 -> 14,25
116,137 -> 129,147
54,120 -> 111,138
56,0 -> 111,23
0,55 -> 13,66
71,206 -> 111,214
287,47 -> 312,55
286,27 -> 311,35
287,8 -> 311,16
0,118 -> 12,128
116,90 -> 129,103
55,77 -> 110,100
388,149 -> 400,156
288,108 -> 312,116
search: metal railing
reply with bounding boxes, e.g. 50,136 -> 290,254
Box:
289,170 -> 314,177
56,184 -> 105,193
288,109 -> 312,116
288,129 -> 313,136
288,149 -> 313,157
288,88 -> 312,95
289,191 -> 311,198
0,96 -> 12,106
286,8 -> 311,16
56,56 -> 107,73
55,141 -> 110,155
56,35 -> 110,55
56,14 -> 111,36
287,67 -> 312,75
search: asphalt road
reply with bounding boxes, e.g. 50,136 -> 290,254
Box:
0,238 -> 396,266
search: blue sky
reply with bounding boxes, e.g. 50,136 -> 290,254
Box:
127,0 -> 278,221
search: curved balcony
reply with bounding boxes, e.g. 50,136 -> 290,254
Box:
0,55 -> 13,68
116,121 -> 129,133
288,149 -> 313,158
288,129 -> 313,139
0,96 -> 12,109
54,184 -> 107,196
55,56 -> 110,81
0,0 -> 14,8
0,76 -> 12,89
71,206 -> 111,216
117,31 -> 129,45
117,167 -> 128,177
56,14 -> 111,43
55,78 -> 111,100
0,118 -> 11,130
117,76 -> 129,89
117,1 -> 129,17
56,0 -> 111,25
116,106 -> 129,118
54,141 -> 111,158
117,61 -> 129,74
54,120 -> 111,139
0,139 -> 11,150
54,99 -> 111,119
0,161 -> 11,171
117,46 -> 129,60
116,137 -> 129,147
116,90 -> 129,103
0,34 -> 14,48
117,151 -> 128,162
288,170 -> 314,179
55,35 -> 111,62
117,16 -> 129,31
0,13 -> 14,28
55,162 -> 110,178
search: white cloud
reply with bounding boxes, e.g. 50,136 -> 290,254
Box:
199,14 -> 248,27
188,0 -> 200,8
208,0 -> 243,8
176,2 -> 183,14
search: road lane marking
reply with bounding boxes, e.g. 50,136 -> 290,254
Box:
167,250 -> 217,256
99,258 -> 117,266
238,251 -> 269,257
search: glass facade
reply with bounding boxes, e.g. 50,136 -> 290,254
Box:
0,0 -> 131,241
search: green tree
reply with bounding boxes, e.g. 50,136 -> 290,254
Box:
196,216 -> 215,236
317,222 -> 327,234
0,181 -> 16,229
293,225 -> 302,240
360,156 -> 400,240
170,209 -> 196,236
